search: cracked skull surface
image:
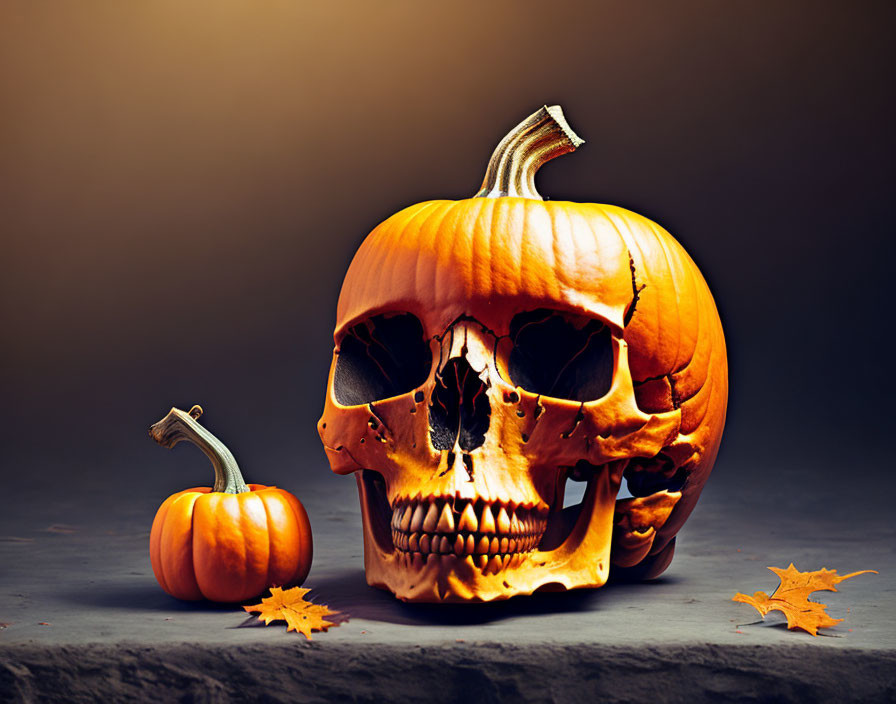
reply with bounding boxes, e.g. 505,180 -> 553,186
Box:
319,106 -> 727,602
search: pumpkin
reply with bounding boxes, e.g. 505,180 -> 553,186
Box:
149,405 -> 312,602
319,106 -> 727,601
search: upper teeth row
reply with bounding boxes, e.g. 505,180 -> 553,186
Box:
390,499 -> 543,536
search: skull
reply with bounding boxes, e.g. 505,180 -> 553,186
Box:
319,106 -> 727,602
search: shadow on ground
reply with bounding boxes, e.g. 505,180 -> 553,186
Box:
305,568 -> 680,626
59,581 -> 246,613
57,567 -> 679,626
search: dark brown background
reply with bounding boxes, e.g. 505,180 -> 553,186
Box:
1,1 -> 893,502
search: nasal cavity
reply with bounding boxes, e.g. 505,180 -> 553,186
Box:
429,358 -> 490,452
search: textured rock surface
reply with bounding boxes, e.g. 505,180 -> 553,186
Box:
1,459 -> 893,702
3,643 -> 895,703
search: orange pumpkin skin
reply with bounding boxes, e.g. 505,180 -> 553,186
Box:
331,198 -> 726,583
149,483 -> 313,602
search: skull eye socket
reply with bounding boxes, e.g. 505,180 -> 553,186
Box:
333,313 -> 432,406
508,308 -> 614,402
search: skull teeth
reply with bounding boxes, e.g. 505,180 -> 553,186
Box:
390,498 -> 547,560
393,552 -> 523,575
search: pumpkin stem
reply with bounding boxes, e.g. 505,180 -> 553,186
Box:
149,405 -> 250,494
475,105 -> 584,201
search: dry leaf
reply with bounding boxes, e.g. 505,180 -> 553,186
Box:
733,563 -> 877,636
243,586 -> 340,640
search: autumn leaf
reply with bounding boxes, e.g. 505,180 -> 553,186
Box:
243,586 -> 341,640
733,563 -> 877,636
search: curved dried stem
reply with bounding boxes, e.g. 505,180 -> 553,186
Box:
149,405 -> 249,494
475,105 -> 584,200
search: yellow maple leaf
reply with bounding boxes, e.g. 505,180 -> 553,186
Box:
733,563 -> 876,636
243,586 -> 341,640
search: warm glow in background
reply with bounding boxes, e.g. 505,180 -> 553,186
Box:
1,2 -> 892,499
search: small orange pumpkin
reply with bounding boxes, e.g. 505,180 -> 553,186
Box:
149,405 -> 312,602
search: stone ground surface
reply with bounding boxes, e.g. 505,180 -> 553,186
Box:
1,457 -> 894,702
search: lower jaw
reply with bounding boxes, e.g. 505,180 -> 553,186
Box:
391,549 -> 534,576
355,465 -> 622,602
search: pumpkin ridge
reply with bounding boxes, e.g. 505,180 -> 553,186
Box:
452,199 -> 478,302
149,494 -> 176,595
547,202 -> 562,291
419,200 -> 459,313
520,199 -> 552,299
257,491 -> 277,586
470,198 -> 495,301
679,363 -> 714,432
642,216 -> 681,376
165,491 -> 203,601
233,495 -> 253,600
666,231 -> 720,405
270,490 -> 304,587
376,207 -> 413,324
339,201 -> 440,333
681,262 -> 705,383
562,205 -> 590,297
651,221 -> 688,376
491,198 -> 517,295
191,493 -> 213,601
593,203 -> 644,333
670,267 -> 707,405
242,492 -> 270,599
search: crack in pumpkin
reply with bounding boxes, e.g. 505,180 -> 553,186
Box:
624,250 -> 645,327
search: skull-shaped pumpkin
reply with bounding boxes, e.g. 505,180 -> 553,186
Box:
319,106 -> 727,602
